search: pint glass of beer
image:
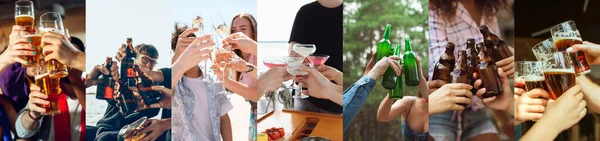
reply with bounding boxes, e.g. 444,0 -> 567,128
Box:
19,33 -> 42,68
523,61 -> 547,92
550,21 -> 590,74
532,38 -> 556,61
34,63 -> 62,115
15,0 -> 35,34
542,52 -> 576,100
39,12 -> 69,78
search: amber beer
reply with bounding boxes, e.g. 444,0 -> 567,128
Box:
134,65 -> 163,105
432,43 -> 455,82
543,69 -> 576,100
452,50 -> 469,107
15,15 -> 35,34
524,76 -> 548,92
20,34 -> 41,68
35,73 -> 61,115
554,38 -> 589,74
96,57 -> 115,100
40,28 -> 69,78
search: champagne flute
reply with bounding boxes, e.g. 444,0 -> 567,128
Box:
192,13 -> 214,82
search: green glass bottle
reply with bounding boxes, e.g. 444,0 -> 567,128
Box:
379,24 -> 396,89
376,24 -> 392,63
390,44 -> 403,99
403,37 -> 419,87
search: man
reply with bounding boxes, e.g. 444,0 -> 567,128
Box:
90,43 -> 171,141
288,0 -> 343,114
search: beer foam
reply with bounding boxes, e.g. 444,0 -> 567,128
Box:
524,75 -> 544,81
22,34 -> 41,38
542,68 -> 575,74
34,73 -> 50,80
553,36 -> 582,41
15,15 -> 34,19
39,28 -> 64,35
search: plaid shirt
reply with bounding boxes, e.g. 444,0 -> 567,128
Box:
428,2 -> 501,111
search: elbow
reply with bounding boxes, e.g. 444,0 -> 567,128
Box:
376,114 -> 390,122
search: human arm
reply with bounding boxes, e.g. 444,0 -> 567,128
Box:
41,31 -> 86,71
220,114 -> 233,141
576,75 -> 600,113
377,95 -> 413,122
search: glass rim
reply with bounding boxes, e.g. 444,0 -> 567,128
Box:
293,44 -> 316,47
550,20 -> 577,34
308,54 -> 330,58
15,0 -> 33,6
541,51 -> 575,72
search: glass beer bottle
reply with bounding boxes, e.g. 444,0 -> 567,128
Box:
390,45 -> 403,99
480,25 -> 512,61
96,57 -> 115,100
432,43 -> 455,82
118,38 -> 138,116
134,64 -> 163,105
403,37 -> 419,87
465,38 -> 478,81
379,25 -> 396,89
478,45 -> 503,98
452,50 -> 470,107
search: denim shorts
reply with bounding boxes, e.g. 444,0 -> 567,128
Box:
429,109 -> 498,141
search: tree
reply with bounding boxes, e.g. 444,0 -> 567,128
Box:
343,0 -> 428,140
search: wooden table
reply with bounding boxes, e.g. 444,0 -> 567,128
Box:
257,109 -> 342,141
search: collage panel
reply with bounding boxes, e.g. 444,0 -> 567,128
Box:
171,0 -> 257,141
0,0 -> 87,140
342,0 -> 429,140
256,0 -> 343,140
428,0 -> 515,141
514,0 -> 600,140
86,0 -> 173,140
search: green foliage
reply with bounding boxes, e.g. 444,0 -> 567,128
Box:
343,0 -> 428,140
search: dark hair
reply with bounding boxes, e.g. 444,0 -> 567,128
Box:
429,0 -> 506,23
230,13 -> 257,81
171,23 -> 196,51
135,44 -> 159,59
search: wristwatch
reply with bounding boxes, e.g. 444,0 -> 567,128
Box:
245,64 -> 255,73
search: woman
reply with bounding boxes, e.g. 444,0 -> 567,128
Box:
428,0 -> 514,140
376,56 -> 429,141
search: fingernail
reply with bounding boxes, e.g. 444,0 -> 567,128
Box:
25,62 -> 29,65
33,51 -> 37,55
33,46 -> 37,50
28,38 -> 32,42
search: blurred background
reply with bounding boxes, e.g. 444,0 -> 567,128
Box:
342,0 -> 428,140
515,0 -> 600,140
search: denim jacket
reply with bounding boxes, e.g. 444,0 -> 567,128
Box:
342,76 -> 376,132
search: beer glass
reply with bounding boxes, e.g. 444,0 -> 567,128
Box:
21,33 -> 42,68
34,62 -> 61,115
531,38 -> 556,61
550,21 -> 590,74
39,12 -> 69,78
15,0 -> 35,34
523,61 -> 547,91
542,52 -> 576,100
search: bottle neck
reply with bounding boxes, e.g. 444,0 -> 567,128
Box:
383,28 -> 391,40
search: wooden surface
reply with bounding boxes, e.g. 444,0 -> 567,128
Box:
257,109 -> 343,141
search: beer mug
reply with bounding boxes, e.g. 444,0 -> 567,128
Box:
39,12 -> 69,78
550,21 -> 590,74
541,52 -> 576,100
34,62 -> 62,115
531,38 -> 556,61
15,0 -> 35,34
522,61 -> 547,92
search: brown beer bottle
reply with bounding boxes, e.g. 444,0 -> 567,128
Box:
432,43 -> 455,82
478,45 -> 503,98
465,38 -> 478,81
452,50 -> 470,107
96,57 -> 115,100
480,25 -> 512,61
133,64 -> 163,105
118,38 -> 138,116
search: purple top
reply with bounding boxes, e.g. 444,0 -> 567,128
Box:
0,63 -> 29,111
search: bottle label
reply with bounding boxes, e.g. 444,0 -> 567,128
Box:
127,68 -> 136,78
104,87 -> 114,99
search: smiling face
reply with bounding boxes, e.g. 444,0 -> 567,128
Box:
231,17 -> 255,40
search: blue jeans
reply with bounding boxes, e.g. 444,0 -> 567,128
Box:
429,109 -> 498,141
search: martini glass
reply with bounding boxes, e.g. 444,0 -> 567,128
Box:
263,57 -> 288,69
307,54 -> 329,70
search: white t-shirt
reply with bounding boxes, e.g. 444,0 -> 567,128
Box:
182,76 -> 233,140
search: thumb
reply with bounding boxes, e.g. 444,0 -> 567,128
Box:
570,44 -> 592,53
301,65 -> 316,75
151,86 -> 169,94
